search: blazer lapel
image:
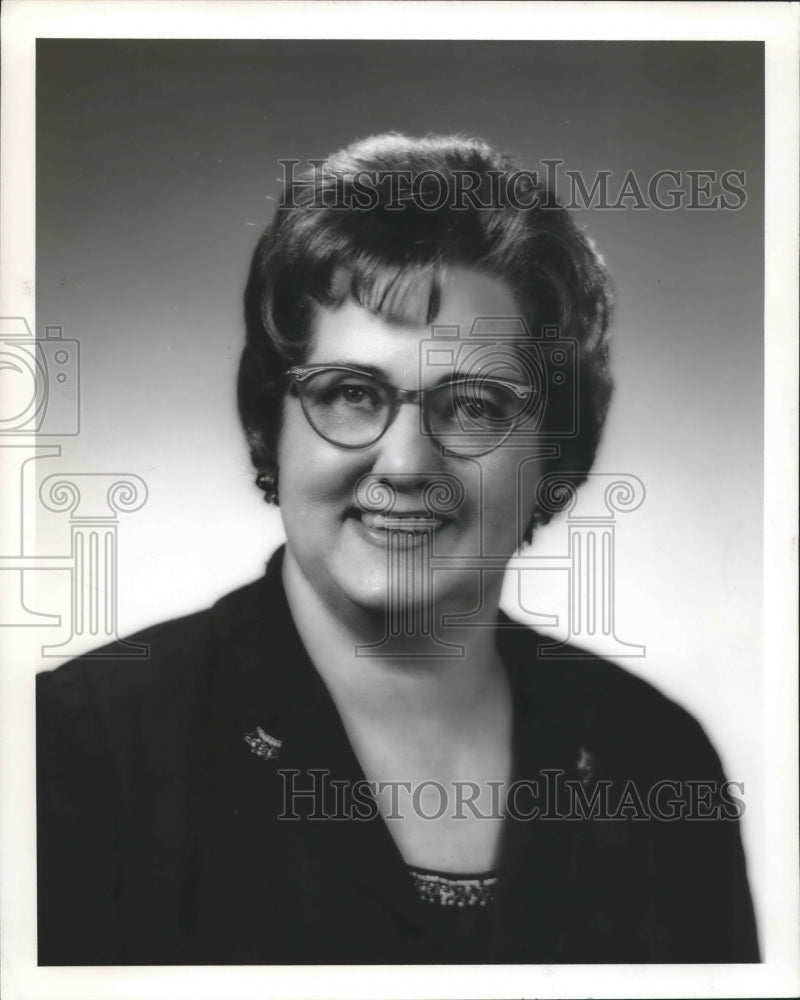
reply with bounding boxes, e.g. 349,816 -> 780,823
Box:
492,620 -> 591,961
207,546 -> 451,951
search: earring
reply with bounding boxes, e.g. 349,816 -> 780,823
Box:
255,471 -> 279,505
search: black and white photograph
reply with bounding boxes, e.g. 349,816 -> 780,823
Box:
1,2 -> 797,998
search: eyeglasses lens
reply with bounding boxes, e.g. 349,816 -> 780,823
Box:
300,370 -> 390,446
426,380 -> 522,455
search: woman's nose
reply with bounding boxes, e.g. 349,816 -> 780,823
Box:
368,399 -> 445,481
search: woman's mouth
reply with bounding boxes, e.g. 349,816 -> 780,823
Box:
359,510 -> 443,533
350,509 -> 447,546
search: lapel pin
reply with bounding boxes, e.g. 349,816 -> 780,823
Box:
244,725 -> 283,761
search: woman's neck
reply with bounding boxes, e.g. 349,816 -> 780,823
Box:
282,546 -> 514,875
281,547 -> 508,724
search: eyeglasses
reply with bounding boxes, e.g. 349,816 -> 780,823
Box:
286,364 -> 534,457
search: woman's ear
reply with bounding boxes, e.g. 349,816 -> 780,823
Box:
255,470 -> 280,505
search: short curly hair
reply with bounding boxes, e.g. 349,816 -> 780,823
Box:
238,132 -> 613,538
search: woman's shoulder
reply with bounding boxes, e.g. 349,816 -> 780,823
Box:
36,573 -> 269,718
500,618 -> 726,779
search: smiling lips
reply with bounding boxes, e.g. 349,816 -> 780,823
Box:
358,510 -> 445,533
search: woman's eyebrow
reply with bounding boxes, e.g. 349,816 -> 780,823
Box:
314,361 -> 453,387
313,360 -> 522,389
314,361 -> 388,379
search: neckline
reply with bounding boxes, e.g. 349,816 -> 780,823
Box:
407,864 -> 498,881
407,866 -> 499,908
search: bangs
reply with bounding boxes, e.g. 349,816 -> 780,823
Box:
326,260 -> 443,326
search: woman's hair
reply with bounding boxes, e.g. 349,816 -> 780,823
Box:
238,132 -> 613,538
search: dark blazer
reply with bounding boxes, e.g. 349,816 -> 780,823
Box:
37,546 -> 759,965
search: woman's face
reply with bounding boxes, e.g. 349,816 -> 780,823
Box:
278,265 -> 545,618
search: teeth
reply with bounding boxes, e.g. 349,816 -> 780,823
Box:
360,512 -> 442,532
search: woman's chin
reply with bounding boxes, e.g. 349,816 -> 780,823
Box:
331,572 -> 431,618
326,563 -> 471,630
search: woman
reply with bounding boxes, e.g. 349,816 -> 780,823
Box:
37,133 -> 759,964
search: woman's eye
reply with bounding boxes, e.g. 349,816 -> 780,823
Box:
453,389 -> 502,419
337,383 -> 381,407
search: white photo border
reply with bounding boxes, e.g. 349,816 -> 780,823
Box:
1,2 -> 797,999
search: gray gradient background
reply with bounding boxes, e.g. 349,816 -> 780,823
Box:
34,40 -> 764,930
